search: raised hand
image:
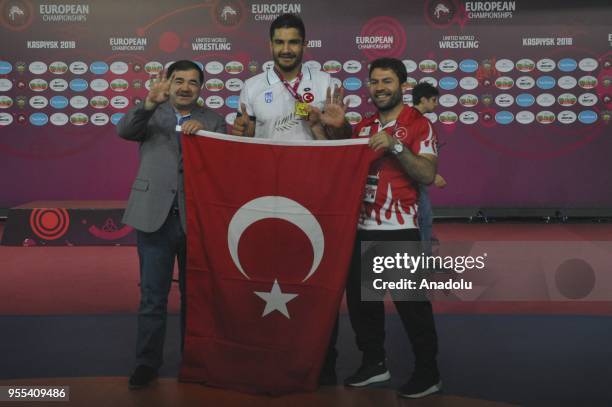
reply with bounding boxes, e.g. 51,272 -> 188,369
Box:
144,72 -> 171,110
232,103 -> 251,136
319,85 -> 347,128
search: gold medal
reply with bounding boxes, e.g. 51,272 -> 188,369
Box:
294,101 -> 309,119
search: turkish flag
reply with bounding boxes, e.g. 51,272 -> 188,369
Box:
179,131 -> 376,394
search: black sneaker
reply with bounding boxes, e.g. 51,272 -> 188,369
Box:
398,371 -> 442,398
128,365 -> 158,389
344,360 -> 391,387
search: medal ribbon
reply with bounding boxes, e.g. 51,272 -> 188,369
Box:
274,68 -> 304,102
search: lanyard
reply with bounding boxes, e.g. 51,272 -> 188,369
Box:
274,68 -> 304,102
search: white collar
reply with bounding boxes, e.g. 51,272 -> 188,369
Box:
266,64 -> 312,85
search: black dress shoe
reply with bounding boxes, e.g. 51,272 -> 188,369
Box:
128,365 -> 158,389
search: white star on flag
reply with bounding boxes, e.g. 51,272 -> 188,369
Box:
254,279 -> 298,319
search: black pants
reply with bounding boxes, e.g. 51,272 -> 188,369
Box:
327,228 -> 438,373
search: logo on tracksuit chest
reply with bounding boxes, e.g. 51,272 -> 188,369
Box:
264,91 -> 273,103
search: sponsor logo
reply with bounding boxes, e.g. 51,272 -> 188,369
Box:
578,93 -> 598,107
110,61 -> 128,75
516,93 -> 535,107
515,110 -> 534,124
225,112 -> 237,126
438,94 -> 458,107
70,95 -> 88,109
423,112 -> 437,123
0,78 -> 12,91
495,76 -> 514,90
404,77 -> 418,90
323,60 -> 342,74
29,112 -> 48,126
343,77 -> 362,91
90,95 -> 109,109
536,75 -> 556,90
49,112 -> 68,126
345,111 -> 362,125
205,95 -> 224,109
459,111 -> 478,124
225,78 -> 244,92
459,59 -> 478,73
343,94 -> 362,108
225,95 -> 239,109
90,79 -> 109,92
70,112 -> 88,126
343,60 -> 362,74
439,111 -> 458,124
109,37 -> 147,51
0,61 -> 12,74
0,95 -> 13,108
516,76 -> 535,90
557,110 -> 577,124
225,60 -> 244,74
90,61 -> 109,75
248,61 -> 258,73
48,61 -> 68,74
29,61 -> 47,74
402,93 -> 413,106
402,59 -> 417,73
419,59 -> 437,73
439,76 -> 458,90
557,93 -> 577,107
49,78 -> 68,91
459,76 -> 478,90
15,95 -> 27,108
495,59 -> 514,72
29,78 -> 48,92
90,112 -> 109,126
0,112 -> 14,125
536,93 -> 555,107
578,110 -> 597,124
420,77 -> 438,87
111,113 -> 125,125
144,61 -> 163,75
536,111 -> 556,124
495,94 -> 514,107
132,63 -> 142,73
601,110 -> 611,124
29,95 -> 48,109
69,61 -> 88,74
438,59 -> 458,73
439,34 -> 479,49
536,58 -> 555,72
578,75 -> 597,89
459,94 -> 478,107
110,78 -> 129,92
304,60 -> 321,71
558,76 -> 577,90
15,61 -> 26,74
578,57 -> 598,72
558,58 -> 577,72
515,58 -> 535,72
205,78 -> 224,92
495,111 -> 514,124
110,96 -> 129,109
69,78 -> 88,92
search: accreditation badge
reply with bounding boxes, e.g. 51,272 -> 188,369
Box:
363,175 -> 379,203
294,101 -> 309,119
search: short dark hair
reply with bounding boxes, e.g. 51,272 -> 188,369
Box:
166,60 -> 204,85
412,82 -> 440,106
368,58 -> 407,84
269,13 -> 305,41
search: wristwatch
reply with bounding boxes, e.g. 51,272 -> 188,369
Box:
391,141 -> 404,155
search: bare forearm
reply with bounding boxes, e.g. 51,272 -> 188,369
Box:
395,150 -> 437,185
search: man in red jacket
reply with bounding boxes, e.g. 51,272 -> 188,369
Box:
344,59 -> 442,398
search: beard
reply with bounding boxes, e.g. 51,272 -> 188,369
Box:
371,88 -> 403,112
273,50 -> 303,73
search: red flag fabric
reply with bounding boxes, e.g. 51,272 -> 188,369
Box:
179,131 -> 376,394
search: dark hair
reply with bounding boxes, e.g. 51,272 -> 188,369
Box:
166,60 -> 204,85
368,58 -> 407,84
269,13 -> 305,41
412,82 -> 440,106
